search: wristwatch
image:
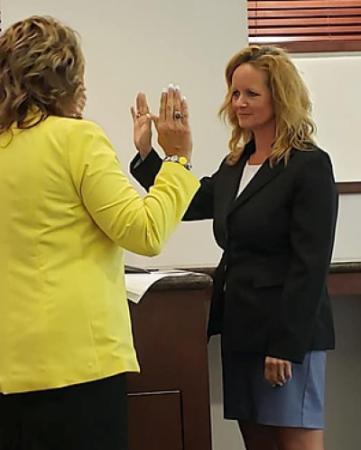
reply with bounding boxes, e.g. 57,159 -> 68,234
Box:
163,155 -> 192,170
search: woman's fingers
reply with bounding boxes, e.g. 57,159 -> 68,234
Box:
159,90 -> 167,121
264,356 -> 292,386
264,356 -> 278,384
133,86 -> 186,125
284,361 -> 293,381
159,85 -> 188,124
165,85 -> 174,121
131,92 -> 153,156
180,96 -> 189,127
136,92 -> 149,116
278,365 -> 287,384
153,84 -> 192,158
132,92 -> 151,123
173,86 -> 182,121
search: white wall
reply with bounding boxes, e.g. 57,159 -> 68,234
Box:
294,55 -> 361,182
3,2 -> 361,449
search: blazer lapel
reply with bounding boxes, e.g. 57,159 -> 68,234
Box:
228,159 -> 285,215
219,143 -> 256,215
213,143 -> 256,248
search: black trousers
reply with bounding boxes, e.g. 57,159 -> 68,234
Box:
0,374 -> 128,450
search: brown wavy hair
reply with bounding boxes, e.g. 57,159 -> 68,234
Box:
219,45 -> 316,166
0,15 -> 86,132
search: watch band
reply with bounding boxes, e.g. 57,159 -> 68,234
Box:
163,155 -> 192,170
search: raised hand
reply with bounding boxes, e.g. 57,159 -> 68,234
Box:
152,85 -> 192,160
130,92 -> 152,159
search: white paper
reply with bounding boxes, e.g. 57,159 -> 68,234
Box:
125,270 -> 192,304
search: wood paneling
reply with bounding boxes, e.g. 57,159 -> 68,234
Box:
128,391 -> 183,450
127,284 -> 212,450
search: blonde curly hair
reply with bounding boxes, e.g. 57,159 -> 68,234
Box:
219,45 -> 316,166
0,15 -> 86,132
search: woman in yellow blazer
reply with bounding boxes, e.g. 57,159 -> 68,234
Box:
0,16 -> 199,450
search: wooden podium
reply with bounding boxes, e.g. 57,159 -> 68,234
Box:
127,273 -> 213,450
125,261 -> 361,450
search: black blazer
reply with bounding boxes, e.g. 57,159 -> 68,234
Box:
130,142 -> 338,363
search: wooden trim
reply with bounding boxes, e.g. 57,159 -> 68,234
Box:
336,181 -> 361,194
249,38 -> 361,52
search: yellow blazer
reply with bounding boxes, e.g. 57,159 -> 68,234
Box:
0,116 -> 199,394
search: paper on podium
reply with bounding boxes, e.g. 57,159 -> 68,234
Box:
125,270 -> 191,304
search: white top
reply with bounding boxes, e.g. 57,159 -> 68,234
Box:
237,162 -> 262,197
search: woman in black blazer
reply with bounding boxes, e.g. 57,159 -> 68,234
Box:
130,46 -> 338,450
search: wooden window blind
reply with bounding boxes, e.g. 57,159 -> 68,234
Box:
248,1 -> 361,52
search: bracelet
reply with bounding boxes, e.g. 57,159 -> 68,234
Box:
163,155 -> 192,170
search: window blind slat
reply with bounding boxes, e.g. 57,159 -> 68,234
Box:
249,8 -> 361,19
250,26 -> 361,36
251,35 -> 361,42
248,0 -> 361,51
249,1 -> 361,9
249,17 -> 361,27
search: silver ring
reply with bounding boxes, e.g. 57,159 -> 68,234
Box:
173,110 -> 183,120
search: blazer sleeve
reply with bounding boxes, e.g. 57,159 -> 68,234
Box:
267,151 -> 338,363
130,150 -> 220,221
66,121 -> 200,256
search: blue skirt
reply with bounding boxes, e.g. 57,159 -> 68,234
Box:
221,350 -> 326,428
